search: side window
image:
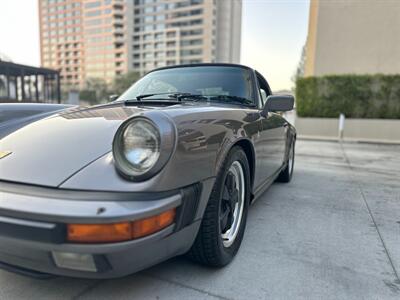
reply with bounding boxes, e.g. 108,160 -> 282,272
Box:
259,89 -> 268,107
256,72 -> 271,108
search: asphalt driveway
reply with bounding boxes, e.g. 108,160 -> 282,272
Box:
1,140 -> 399,299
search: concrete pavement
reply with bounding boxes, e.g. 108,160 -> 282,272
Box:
0,140 -> 399,299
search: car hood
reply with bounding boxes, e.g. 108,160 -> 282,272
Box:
0,101 -> 246,188
0,104 -> 147,187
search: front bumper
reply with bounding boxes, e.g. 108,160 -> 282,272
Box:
0,179 -> 214,279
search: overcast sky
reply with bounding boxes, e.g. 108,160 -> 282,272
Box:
0,0 -> 310,91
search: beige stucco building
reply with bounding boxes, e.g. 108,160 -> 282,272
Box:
39,0 -> 242,88
304,0 -> 400,77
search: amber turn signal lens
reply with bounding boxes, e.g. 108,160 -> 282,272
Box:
67,208 -> 176,243
132,209 -> 176,239
67,222 -> 131,243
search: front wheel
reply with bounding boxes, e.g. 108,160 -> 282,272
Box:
188,146 -> 250,267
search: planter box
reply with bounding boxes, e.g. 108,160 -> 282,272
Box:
295,117 -> 400,143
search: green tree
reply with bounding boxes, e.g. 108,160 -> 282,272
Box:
86,77 -> 109,100
79,90 -> 97,104
112,71 -> 141,96
78,72 -> 141,105
79,77 -> 109,104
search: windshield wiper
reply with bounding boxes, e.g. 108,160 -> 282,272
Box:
130,93 -> 255,107
179,94 -> 255,107
209,95 -> 255,106
122,92 -> 194,103
135,92 -> 191,101
176,93 -> 208,101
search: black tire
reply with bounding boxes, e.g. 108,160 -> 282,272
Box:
187,146 -> 251,267
276,139 -> 295,183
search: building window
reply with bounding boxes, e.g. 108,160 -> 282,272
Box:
181,39 -> 202,46
166,41 -> 176,47
181,49 -> 202,56
85,10 -> 102,17
84,1 -> 101,9
85,19 -> 103,26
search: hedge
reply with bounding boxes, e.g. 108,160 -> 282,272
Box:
295,74 -> 400,119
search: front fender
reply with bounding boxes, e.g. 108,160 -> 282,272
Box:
61,109 -> 260,193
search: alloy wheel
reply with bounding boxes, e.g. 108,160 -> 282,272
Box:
220,161 -> 245,247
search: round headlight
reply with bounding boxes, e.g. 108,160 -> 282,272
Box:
113,115 -> 176,181
122,119 -> 160,175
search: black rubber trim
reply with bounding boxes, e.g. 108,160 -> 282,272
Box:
93,255 -> 112,273
0,216 -> 66,244
175,183 -> 202,231
0,261 -> 55,279
0,180 -> 179,202
145,63 -> 253,74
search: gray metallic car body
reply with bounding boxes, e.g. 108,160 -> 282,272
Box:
0,64 -> 296,278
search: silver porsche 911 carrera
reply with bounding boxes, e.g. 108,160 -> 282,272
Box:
0,63 -> 296,278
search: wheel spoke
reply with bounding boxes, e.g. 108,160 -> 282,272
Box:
220,207 -> 230,232
227,210 -> 234,229
231,188 -> 239,205
226,172 -> 236,193
222,185 -> 230,202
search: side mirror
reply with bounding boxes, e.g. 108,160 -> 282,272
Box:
261,95 -> 294,117
109,94 -> 119,102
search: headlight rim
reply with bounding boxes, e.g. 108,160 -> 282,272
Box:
113,115 -> 176,182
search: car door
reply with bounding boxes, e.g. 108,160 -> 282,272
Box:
253,72 -> 287,190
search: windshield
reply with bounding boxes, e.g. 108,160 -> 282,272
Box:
118,66 -> 255,105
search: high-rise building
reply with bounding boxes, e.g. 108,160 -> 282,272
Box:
39,0 -> 84,88
39,0 -> 128,88
131,0 -> 242,74
82,0 -> 129,81
39,0 -> 242,88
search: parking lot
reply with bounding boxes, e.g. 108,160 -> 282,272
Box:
0,140 -> 399,300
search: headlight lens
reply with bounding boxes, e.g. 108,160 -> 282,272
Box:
118,118 -> 160,176
113,115 -> 175,181
122,119 -> 160,174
